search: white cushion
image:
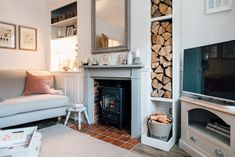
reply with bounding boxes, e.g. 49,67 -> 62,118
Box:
0,94 -> 69,117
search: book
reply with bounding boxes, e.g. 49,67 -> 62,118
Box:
206,125 -> 230,138
0,131 -> 27,148
207,122 -> 230,134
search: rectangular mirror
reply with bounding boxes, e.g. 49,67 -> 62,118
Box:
91,0 -> 130,54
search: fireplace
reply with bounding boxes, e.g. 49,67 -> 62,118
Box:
84,65 -> 143,138
94,80 -> 131,131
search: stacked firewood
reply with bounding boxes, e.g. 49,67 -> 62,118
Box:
151,20 -> 172,98
149,113 -> 172,124
151,0 -> 172,17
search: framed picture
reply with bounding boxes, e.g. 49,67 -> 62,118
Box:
19,26 -> 37,51
66,25 -> 74,36
0,21 -> 16,49
222,41 -> 235,59
117,54 -> 127,64
206,0 -> 232,14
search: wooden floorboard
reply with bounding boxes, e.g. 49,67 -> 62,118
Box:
132,144 -> 191,157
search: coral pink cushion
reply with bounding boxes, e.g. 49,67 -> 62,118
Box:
23,71 -> 52,96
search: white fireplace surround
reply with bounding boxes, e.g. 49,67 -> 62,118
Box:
84,65 -> 143,138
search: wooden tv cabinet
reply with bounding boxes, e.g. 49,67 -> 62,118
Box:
179,96 -> 235,157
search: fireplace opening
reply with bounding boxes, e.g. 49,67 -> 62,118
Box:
94,80 -> 131,132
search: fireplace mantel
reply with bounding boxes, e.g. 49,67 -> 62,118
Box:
84,64 -> 144,138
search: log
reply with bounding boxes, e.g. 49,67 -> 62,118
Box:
152,62 -> 160,69
152,54 -> 160,63
151,5 -> 161,17
158,89 -> 165,97
164,46 -> 172,54
158,47 -> 166,56
152,44 -> 161,53
152,0 -> 160,5
161,22 -> 170,29
165,66 -> 172,78
164,91 -> 172,98
163,76 -> 171,85
158,26 -> 165,34
163,61 -> 172,68
157,82 -> 164,90
151,90 -> 158,97
164,82 -> 172,91
151,35 -> 158,44
155,65 -> 164,73
156,35 -> 165,45
151,21 -> 160,35
162,32 -> 171,41
159,56 -> 167,64
166,24 -> 172,33
164,37 -> 172,46
165,53 -> 172,61
152,79 -> 158,89
164,0 -> 172,6
151,72 -> 157,79
159,3 -> 168,15
166,6 -> 172,15
156,73 -> 164,82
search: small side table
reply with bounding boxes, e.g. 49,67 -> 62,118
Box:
64,104 -> 90,130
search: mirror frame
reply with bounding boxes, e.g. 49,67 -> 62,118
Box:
91,0 -> 130,54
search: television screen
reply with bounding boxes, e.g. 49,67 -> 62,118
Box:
183,40 -> 235,101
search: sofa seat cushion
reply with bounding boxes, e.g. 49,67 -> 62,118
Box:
0,94 -> 69,118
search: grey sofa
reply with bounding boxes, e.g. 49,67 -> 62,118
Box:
0,70 -> 70,128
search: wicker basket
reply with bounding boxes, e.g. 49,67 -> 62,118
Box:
148,119 -> 172,142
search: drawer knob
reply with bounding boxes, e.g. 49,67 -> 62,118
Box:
215,149 -> 224,157
190,136 -> 196,142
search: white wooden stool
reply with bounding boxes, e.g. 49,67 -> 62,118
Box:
64,104 -> 90,130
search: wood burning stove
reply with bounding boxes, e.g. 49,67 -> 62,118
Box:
100,87 -> 124,129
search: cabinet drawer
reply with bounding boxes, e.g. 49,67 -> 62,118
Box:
187,128 -> 228,157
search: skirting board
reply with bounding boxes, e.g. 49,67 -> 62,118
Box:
179,139 -> 207,157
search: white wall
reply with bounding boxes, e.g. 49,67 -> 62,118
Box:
0,0 -> 49,70
182,0 -> 235,50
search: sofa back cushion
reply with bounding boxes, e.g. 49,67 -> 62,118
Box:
0,70 -> 54,100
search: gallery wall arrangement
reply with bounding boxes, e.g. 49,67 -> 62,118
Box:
0,21 -> 37,51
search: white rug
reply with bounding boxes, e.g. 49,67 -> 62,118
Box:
39,124 -> 141,157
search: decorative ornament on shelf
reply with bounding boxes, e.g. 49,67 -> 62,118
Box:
102,54 -> 112,65
132,48 -> 142,65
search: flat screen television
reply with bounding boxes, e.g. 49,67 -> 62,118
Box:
183,40 -> 235,102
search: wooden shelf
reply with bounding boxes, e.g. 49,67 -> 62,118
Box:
51,16 -> 77,27
150,97 -> 173,103
151,15 -> 173,22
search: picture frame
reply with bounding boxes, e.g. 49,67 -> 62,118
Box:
206,0 -> 232,14
19,26 -> 37,51
0,21 -> 16,49
222,41 -> 235,59
66,25 -> 74,36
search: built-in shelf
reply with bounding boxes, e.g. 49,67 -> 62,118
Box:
189,121 -> 230,147
141,133 -> 174,151
151,15 -> 172,22
150,97 -> 173,103
51,16 -> 77,27
51,35 -> 77,41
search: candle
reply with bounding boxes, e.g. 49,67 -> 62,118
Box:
135,48 -> 140,58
